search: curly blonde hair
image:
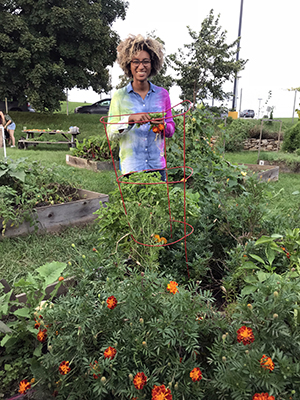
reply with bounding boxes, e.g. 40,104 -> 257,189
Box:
117,34 -> 164,78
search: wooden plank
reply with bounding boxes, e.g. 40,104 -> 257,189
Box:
0,189 -> 109,239
66,154 -> 115,172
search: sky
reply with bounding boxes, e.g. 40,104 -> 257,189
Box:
68,0 -> 300,119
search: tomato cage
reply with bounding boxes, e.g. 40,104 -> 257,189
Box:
100,100 -> 193,277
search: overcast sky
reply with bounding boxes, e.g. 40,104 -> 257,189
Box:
68,0 -> 300,118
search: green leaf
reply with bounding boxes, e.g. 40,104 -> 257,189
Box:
249,254 -> 265,265
244,276 -> 258,284
13,307 -> 31,318
0,334 -> 11,347
255,236 -> 276,245
241,285 -> 256,296
256,271 -> 269,283
9,170 -> 26,182
33,343 -> 43,357
242,261 -> 260,270
0,320 -> 12,334
36,262 -> 66,288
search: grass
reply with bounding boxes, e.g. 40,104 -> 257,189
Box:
1,111 -> 299,290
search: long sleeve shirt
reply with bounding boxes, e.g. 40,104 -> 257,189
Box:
107,81 -> 175,175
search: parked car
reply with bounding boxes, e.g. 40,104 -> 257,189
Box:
240,109 -> 255,118
0,100 -> 35,112
74,98 -> 111,114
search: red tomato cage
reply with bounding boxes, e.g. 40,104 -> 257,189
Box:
100,100 -> 194,277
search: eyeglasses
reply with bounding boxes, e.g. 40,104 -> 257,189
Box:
131,59 -> 151,67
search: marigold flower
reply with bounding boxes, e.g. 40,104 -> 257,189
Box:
106,295 -> 118,310
154,234 -> 161,242
19,379 -> 31,394
167,281 -> 179,294
37,328 -> 47,343
104,346 -> 117,360
152,384 -> 172,400
58,276 -> 64,282
252,393 -> 275,400
90,360 -> 101,379
152,126 -> 160,133
160,237 -> 167,244
93,247 -> 97,252
260,354 -> 275,371
190,367 -> 202,381
133,372 -> 147,389
237,326 -> 255,345
59,361 -> 71,375
158,123 -> 165,131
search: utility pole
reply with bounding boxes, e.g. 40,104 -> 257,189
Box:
292,90 -> 297,123
232,0 -> 244,111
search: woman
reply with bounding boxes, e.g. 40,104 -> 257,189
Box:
0,111 -> 16,147
107,34 -> 175,181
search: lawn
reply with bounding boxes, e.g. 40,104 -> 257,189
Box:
1,112 -> 299,289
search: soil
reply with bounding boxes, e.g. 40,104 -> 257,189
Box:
34,184 -> 80,208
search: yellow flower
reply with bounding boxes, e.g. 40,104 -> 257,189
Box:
241,171 -> 247,177
154,234 -> 161,243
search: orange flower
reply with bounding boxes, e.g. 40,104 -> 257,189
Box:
104,346 -> 117,360
260,354 -> 275,371
19,379 -> 31,394
93,247 -> 97,252
37,328 -> 47,343
160,237 -> 167,244
106,295 -> 118,310
152,125 -> 160,133
133,372 -> 147,389
59,361 -> 71,375
152,384 -> 172,400
58,276 -> 64,282
158,123 -> 165,131
34,320 -> 41,329
154,234 -> 161,242
167,281 -> 179,294
252,393 -> 275,400
237,326 -> 255,345
190,367 -> 202,381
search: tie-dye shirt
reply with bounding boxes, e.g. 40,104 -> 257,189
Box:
107,81 -> 175,175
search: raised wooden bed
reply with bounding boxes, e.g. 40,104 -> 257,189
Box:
66,154 -> 116,172
239,163 -> 279,181
1,189 -> 108,239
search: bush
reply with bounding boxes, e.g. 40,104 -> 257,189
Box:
282,121 -> 300,152
224,119 -> 254,152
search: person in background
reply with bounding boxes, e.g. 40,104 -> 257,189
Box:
0,111 -> 16,147
107,34 -> 175,181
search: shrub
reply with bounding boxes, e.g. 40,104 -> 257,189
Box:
282,121 -> 300,152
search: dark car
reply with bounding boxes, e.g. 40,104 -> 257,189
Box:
0,100 -> 35,112
74,98 -> 111,114
240,109 -> 255,118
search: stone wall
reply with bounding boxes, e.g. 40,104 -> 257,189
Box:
243,138 -> 282,151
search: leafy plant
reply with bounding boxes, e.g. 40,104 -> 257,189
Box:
71,136 -> 119,161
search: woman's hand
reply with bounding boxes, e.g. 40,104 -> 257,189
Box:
128,113 -> 151,125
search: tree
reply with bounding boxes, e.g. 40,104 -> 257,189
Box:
0,0 -> 128,111
169,10 -> 247,107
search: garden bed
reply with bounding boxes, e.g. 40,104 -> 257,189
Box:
66,154 -> 115,172
1,189 -> 108,239
238,163 -> 279,181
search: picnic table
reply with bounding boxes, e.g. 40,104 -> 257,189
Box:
18,128 -> 80,149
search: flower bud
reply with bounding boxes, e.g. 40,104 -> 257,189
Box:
245,350 -> 249,354
168,382 -> 172,388
114,342 -> 118,347
82,255 -> 86,259
247,303 -> 253,310
222,356 -> 226,362
142,341 -> 147,347
101,376 -> 106,384
222,334 -> 227,341
71,243 -> 75,248
174,382 -> 179,390
128,374 -> 133,381
273,291 -> 279,297
273,313 -> 278,319
140,318 -> 144,324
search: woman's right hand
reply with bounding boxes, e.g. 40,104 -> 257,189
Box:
128,113 -> 151,125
